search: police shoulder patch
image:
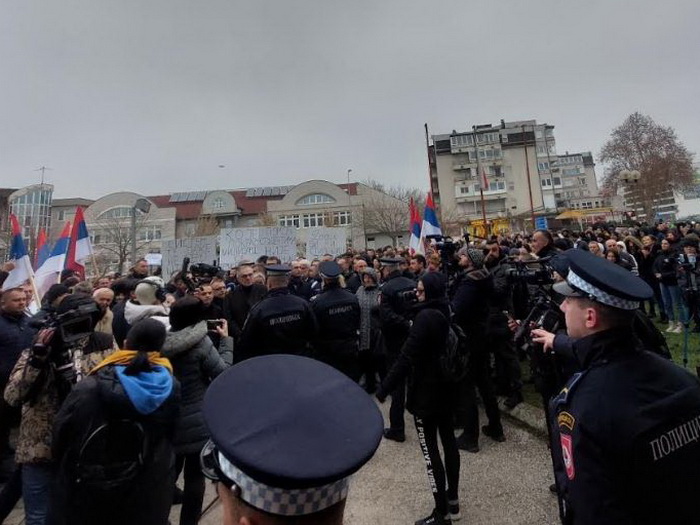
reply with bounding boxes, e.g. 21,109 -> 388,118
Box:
558,411 -> 576,431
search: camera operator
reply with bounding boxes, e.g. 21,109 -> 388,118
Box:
451,247 -> 504,451
3,293 -> 115,525
484,240 -> 523,409
377,257 -> 416,443
124,277 -> 171,334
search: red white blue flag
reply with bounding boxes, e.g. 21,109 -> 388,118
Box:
2,215 -> 35,291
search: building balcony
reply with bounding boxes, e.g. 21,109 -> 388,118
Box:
452,163 -> 473,171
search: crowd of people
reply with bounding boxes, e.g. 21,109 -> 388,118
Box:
0,219 -> 699,524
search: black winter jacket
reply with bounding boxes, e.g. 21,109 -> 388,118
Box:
379,274 -> 457,419
451,268 -> 494,350
50,365 -> 181,525
653,250 -> 679,286
161,322 -> 232,454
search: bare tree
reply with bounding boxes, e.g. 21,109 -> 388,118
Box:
195,215 -> 220,236
256,213 -> 278,227
600,112 -> 695,220
90,212 -> 156,272
360,180 -> 425,246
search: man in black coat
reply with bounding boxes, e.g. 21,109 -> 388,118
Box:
236,266 -> 317,363
378,257 -> 416,442
311,261 -> 361,381
0,288 -> 35,459
223,263 -> 267,341
547,249 -> 700,525
451,247 -> 504,451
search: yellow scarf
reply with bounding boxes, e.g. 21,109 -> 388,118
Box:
90,350 -> 173,375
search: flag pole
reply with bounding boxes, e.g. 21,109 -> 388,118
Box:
473,126 -> 490,237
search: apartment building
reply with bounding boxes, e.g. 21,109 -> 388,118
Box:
431,119 -> 601,230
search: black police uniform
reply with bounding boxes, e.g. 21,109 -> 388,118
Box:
311,262 -> 362,381
378,261 -> 416,436
236,266 -> 317,363
550,249 -> 700,525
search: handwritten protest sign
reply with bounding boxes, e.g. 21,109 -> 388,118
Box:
305,227 -> 347,259
219,227 -> 297,267
161,236 -> 218,278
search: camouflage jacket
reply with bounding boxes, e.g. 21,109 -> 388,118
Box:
3,334 -> 116,465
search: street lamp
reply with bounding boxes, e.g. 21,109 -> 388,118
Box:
130,198 -> 152,267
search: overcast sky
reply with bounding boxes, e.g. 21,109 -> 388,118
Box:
1,0 -> 698,199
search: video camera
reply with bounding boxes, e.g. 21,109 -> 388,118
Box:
29,302 -> 99,345
513,293 -> 561,356
426,234 -> 461,276
177,258 -> 223,293
503,257 -> 556,287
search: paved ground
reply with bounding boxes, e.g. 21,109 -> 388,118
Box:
191,402 -> 559,525
5,403 -> 559,524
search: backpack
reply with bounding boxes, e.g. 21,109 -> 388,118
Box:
440,320 -> 470,382
74,419 -> 148,491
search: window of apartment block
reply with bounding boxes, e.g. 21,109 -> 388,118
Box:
333,211 -> 351,225
477,132 -> 499,144
541,178 -> 552,188
538,161 -> 550,171
488,181 -> 506,191
487,166 -> 502,177
58,210 -> 65,221
279,215 -> 300,228
563,167 -> 581,176
302,213 -> 324,228
459,186 -> 471,195
578,177 -> 587,186
553,177 -> 562,186
451,135 -> 474,148
535,130 -> 544,139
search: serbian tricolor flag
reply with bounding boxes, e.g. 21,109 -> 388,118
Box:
65,207 -> 92,280
2,215 -> 35,291
409,198 -> 422,255
34,228 -> 49,270
420,192 -> 442,238
480,166 -> 489,191
35,222 -> 71,298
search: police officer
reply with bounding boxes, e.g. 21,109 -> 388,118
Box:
547,249 -> 700,525
378,256 -> 416,442
201,355 -> 383,525
235,265 -> 317,362
311,261 -> 361,381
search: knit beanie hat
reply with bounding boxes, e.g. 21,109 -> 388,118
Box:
457,246 -> 485,268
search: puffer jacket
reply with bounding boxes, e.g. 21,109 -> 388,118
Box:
161,321 -> 232,454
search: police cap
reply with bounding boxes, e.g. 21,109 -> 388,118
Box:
319,260 -> 341,279
553,249 -> 653,310
264,264 -> 292,276
202,355 -> 383,517
378,256 -> 402,266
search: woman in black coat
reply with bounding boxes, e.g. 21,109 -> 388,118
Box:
377,273 -> 460,525
161,296 -> 232,525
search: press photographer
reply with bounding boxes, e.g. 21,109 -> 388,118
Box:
4,293 -> 115,524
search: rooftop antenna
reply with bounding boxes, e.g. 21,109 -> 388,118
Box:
34,166 -> 52,185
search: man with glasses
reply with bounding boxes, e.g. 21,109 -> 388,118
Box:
223,262 -> 267,342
